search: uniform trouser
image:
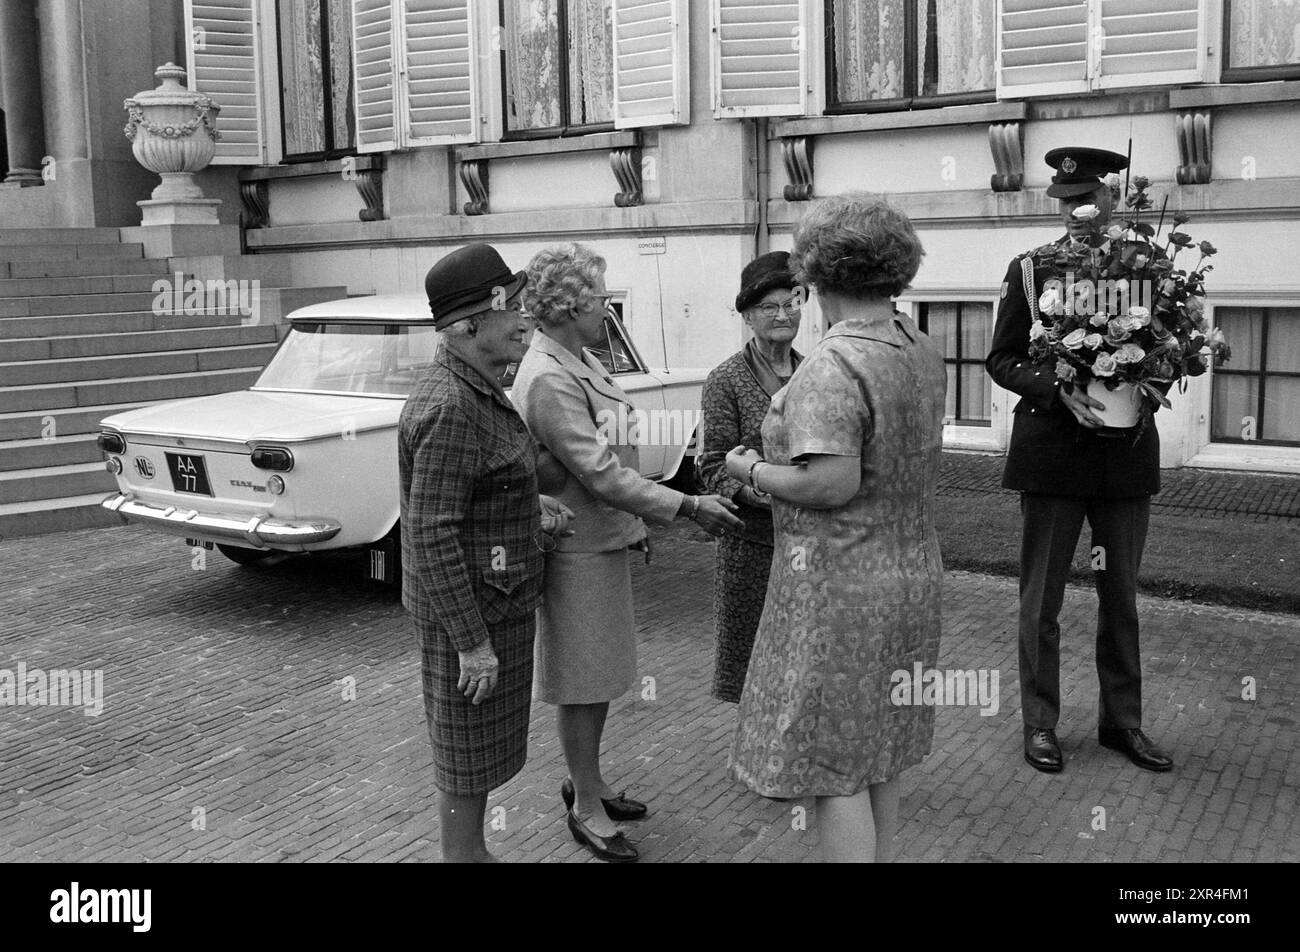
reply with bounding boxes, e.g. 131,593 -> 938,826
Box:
1018,493 -> 1150,731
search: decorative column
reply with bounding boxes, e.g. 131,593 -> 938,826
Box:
123,62 -> 223,225
0,0 -> 48,187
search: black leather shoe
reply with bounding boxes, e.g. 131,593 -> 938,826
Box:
566,808 -> 638,863
1024,727 -> 1063,773
1099,727 -> 1173,772
561,777 -> 648,821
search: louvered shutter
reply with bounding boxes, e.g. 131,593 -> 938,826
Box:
399,0 -> 478,145
186,0 -> 268,163
613,0 -> 690,128
353,0 -> 398,153
997,0 -> 1090,98
1095,0 -> 1205,89
711,0 -> 806,118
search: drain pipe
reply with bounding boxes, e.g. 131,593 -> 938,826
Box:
753,117 -> 770,260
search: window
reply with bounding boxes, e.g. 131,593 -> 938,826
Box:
278,0 -> 356,159
826,0 -> 996,112
1211,307 -> 1300,446
500,0 -> 614,138
916,301 -> 993,426
996,0 -> 1206,99
1223,0 -> 1300,81
584,303 -> 640,375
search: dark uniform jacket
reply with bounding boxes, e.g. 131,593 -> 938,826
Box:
398,347 -> 545,652
986,238 -> 1161,499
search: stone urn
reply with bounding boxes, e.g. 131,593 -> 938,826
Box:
124,62 -> 223,224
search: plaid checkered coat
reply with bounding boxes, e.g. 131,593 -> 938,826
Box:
398,347 -> 545,795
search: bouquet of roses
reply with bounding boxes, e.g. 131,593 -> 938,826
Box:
1025,175 -> 1230,414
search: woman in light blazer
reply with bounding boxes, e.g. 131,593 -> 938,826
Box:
512,242 -> 742,863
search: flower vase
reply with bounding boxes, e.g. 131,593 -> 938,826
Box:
1086,378 -> 1141,429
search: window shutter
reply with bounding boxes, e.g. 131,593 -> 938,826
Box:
711,0 -> 807,118
185,0 -> 268,163
997,0 -> 1090,98
398,0 -> 478,145
1096,0 -> 1205,89
613,0 -> 690,128
353,0 -> 398,153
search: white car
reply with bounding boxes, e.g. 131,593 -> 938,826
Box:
98,294 -> 704,583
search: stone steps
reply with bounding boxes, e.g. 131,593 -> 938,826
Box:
2,323 -> 278,361
0,227 -> 124,245
0,227 -> 345,539
1,365 -> 266,413
0,400 -> 164,442
1,258 -> 169,279
0,342 -> 279,387
0,432 -> 100,472
0,274 -> 165,298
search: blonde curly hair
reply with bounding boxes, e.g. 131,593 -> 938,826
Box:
522,242 -> 607,326
791,193 -> 924,300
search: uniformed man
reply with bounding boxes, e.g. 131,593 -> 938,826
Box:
986,146 -> 1173,774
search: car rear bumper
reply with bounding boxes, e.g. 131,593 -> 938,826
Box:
101,493 -> 342,547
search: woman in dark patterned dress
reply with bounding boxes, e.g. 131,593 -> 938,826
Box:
697,252 -> 804,702
399,244 -> 572,863
725,195 -> 946,863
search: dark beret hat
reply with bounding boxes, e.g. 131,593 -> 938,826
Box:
735,251 -> 802,313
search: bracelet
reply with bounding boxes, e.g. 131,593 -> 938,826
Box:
689,495 -> 700,521
752,462 -> 768,496
747,459 -> 763,489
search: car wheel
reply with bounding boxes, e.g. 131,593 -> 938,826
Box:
216,544 -> 275,566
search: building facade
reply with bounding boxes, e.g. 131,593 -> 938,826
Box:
3,0 -> 1299,473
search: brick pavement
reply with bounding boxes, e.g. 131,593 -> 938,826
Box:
940,451 -> 1300,521
1,520 -> 1296,863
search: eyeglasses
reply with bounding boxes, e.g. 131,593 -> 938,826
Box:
754,300 -> 803,319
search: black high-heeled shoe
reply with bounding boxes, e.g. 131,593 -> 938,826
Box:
561,777 -> 648,821
566,808 -> 639,863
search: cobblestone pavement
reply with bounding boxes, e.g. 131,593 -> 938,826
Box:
1,520 -> 1296,863
940,452 -> 1300,522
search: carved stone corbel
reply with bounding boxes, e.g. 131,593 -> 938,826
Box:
781,136 -> 813,202
988,121 -> 1024,192
459,159 -> 489,215
356,169 -> 384,221
610,147 -> 643,207
240,179 -> 269,228
1175,110 -> 1212,185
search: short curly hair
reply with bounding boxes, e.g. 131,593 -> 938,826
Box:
790,193 -> 924,299
522,242 -> 607,327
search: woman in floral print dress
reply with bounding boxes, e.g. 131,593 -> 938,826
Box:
725,194 -> 946,863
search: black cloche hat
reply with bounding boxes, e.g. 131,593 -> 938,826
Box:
735,251 -> 803,313
424,243 -> 527,330
1044,146 -> 1129,199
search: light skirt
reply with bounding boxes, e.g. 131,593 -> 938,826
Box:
534,549 -> 637,705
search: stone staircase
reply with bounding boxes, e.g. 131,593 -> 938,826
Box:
0,227 -> 345,537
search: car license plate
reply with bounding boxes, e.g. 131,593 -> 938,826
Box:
165,452 -> 213,496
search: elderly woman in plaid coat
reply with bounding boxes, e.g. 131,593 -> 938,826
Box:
400,243 -> 571,863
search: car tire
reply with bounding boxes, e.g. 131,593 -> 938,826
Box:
216,544 -> 274,566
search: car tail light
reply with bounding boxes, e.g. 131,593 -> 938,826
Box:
97,431 -> 125,454
251,447 -> 294,472
105,457 -> 123,474
267,475 -> 285,495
